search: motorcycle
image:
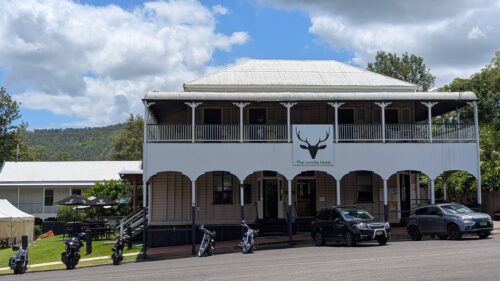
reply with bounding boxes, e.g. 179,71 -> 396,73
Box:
9,243 -> 29,274
239,220 -> 258,254
61,232 -> 85,270
111,235 -> 126,265
198,225 -> 216,257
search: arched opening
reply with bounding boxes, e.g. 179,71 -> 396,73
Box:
148,171 -> 192,226
290,170 -> 336,232
387,170 -> 431,224
243,170 -> 288,222
340,170 -> 384,221
195,171 -> 241,225
437,170 -> 478,208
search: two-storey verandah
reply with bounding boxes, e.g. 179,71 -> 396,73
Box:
142,91 -> 480,251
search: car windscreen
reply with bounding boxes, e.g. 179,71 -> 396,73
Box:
338,208 -> 374,221
440,204 -> 473,214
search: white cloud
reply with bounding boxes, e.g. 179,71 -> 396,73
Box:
0,0 -> 248,127
262,0 -> 500,87
212,4 -> 229,15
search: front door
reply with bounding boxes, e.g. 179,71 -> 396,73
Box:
400,174 -> 411,220
296,179 -> 316,217
263,179 -> 278,219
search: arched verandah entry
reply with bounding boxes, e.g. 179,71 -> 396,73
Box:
339,171 -> 385,220
290,171 -> 337,217
437,170 -> 478,208
387,170 -> 431,224
243,170 -> 291,241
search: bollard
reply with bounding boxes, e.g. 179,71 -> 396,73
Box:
21,235 -> 28,250
85,229 -> 92,254
126,226 -> 132,249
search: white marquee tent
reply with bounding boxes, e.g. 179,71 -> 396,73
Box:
0,199 -> 34,243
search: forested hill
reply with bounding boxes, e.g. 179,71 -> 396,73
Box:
23,124 -> 123,161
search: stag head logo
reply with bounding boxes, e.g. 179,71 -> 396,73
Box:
295,128 -> 330,159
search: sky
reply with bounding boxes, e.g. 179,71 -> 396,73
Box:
0,0 -> 498,129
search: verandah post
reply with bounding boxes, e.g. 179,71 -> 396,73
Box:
191,180 -> 196,255
280,102 -> 297,142
328,102 -> 344,143
383,179 -> 388,222
336,179 -> 341,206
287,179 -> 292,245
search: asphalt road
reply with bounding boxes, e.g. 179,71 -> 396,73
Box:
3,237 -> 500,281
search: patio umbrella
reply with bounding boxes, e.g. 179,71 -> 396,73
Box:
87,196 -> 118,221
87,196 -> 118,206
55,194 -> 89,230
55,194 -> 88,206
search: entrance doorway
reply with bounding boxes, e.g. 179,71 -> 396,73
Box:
263,179 -> 278,219
296,179 -> 316,217
400,173 -> 411,221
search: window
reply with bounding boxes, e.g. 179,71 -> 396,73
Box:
297,179 -> 316,200
244,184 -> 252,204
356,172 -> 373,203
415,207 -> 427,216
213,172 -> 233,204
386,109 -> 399,124
71,189 -> 81,196
338,108 -> 354,124
44,189 -> 54,206
316,209 -> 331,220
426,206 -> 442,216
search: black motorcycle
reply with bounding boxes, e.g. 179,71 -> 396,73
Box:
111,235 -> 126,265
198,225 -> 216,257
239,220 -> 258,254
61,232 -> 85,270
9,243 -> 29,274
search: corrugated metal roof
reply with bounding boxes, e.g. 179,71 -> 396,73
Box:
0,161 -> 142,186
145,91 -> 476,101
184,59 -> 418,92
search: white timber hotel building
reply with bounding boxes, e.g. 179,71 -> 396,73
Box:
142,59 -> 481,248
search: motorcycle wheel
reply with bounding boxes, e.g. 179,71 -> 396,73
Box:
207,244 -> 215,256
198,240 -> 207,257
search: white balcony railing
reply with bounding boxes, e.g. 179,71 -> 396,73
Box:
433,123 -> 476,141
17,203 -> 49,214
196,125 -> 239,142
386,124 -> 429,141
338,124 -> 382,141
244,124 -> 287,142
147,124 -> 191,142
146,123 -> 476,143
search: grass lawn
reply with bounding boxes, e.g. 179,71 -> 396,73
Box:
0,235 -> 142,274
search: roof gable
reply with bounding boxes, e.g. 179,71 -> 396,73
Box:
184,59 -> 418,92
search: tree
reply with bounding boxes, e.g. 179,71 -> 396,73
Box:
0,87 -> 27,162
109,114 -> 143,160
367,51 -> 436,91
440,52 -> 500,129
84,179 -> 132,217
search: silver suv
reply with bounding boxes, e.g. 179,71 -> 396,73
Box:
407,203 -> 493,240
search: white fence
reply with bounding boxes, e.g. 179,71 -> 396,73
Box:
146,123 -> 476,143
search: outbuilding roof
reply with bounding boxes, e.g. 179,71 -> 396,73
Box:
0,161 -> 142,186
183,59 -> 419,92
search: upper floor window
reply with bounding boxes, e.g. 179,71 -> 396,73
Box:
338,108 -> 354,124
213,171 -> 233,204
356,171 -> 373,203
45,189 -> 54,206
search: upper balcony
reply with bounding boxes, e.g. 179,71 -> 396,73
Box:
146,123 -> 476,143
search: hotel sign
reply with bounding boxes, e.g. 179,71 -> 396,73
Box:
292,124 -> 334,166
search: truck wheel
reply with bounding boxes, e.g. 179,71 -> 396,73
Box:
408,226 -> 422,241
447,224 -> 461,240
314,231 -> 325,246
377,237 -> 388,246
345,231 -> 356,247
